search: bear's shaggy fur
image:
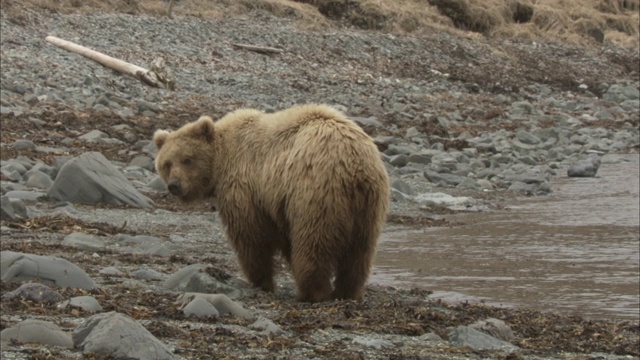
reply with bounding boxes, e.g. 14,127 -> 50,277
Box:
154,104 -> 390,302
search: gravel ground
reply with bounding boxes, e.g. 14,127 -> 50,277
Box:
1,5 -> 639,360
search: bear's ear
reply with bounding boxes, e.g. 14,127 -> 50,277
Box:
192,116 -> 215,143
153,130 -> 170,150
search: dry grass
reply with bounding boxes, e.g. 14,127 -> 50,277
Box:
0,0 -> 638,48
427,0 -> 639,48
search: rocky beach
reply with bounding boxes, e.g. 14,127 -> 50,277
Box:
1,1 -> 639,359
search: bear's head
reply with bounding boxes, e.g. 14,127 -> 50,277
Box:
154,115 -> 217,203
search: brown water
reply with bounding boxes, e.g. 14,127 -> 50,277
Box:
373,154 -> 640,321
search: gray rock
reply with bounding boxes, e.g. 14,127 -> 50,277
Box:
351,116 -> 383,129
13,139 -> 36,151
511,172 -> 547,184
457,178 -> 481,190
79,130 -> 109,141
391,178 -> 414,196
141,140 -> 157,156
35,145 -> 69,154
96,137 -> 126,146
567,158 -> 601,177
1,282 -> 64,303
23,93 -> 38,104
4,190 -> 46,201
249,317 -> 285,336
60,296 -> 103,312
1,196 -> 28,220
424,170 -> 465,186
0,319 -> 73,348
14,156 -> 36,168
384,144 -> 413,156
147,176 -> 167,191
414,192 -> 475,209
389,154 -> 410,167
62,232 -> 106,251
25,169 -> 53,189
418,332 -> 445,343
533,127 -> 561,142
117,108 -> 136,118
508,181 -> 537,195
47,152 -> 153,208
182,297 -> 220,318
129,155 -> 155,171
116,234 -> 163,244
603,84 -> 639,102
145,243 -> 173,257
449,325 -> 519,351
404,126 -> 421,139
620,99 -> 640,111
510,100 -> 534,115
408,151 -> 436,165
124,166 -> 155,182
137,99 -> 163,113
352,336 -> 394,349
175,293 -> 254,320
2,160 -> 28,175
517,156 -> 538,166
595,109 -> 615,121
1,167 -> 22,182
27,162 -> 58,180
511,139 -> 537,152
621,85 -> 640,100
516,130 -> 541,145
391,188 -> 412,202
163,263 -> 207,290
180,271 -> 244,298
1,251 -> 96,290
131,268 -> 165,281
373,135 -> 397,149
476,179 -> 494,190
469,318 -> 516,342
51,156 -> 73,172
73,311 -> 175,360
1,195 -> 19,220
99,266 -> 125,276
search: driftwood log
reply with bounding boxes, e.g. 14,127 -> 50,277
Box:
168,0 -> 175,18
231,43 -> 284,55
45,36 -> 175,90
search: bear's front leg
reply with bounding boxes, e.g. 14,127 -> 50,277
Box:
222,207 -> 280,293
228,230 -> 276,292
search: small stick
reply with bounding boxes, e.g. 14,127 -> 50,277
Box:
231,42 -> 284,55
168,0 -> 175,18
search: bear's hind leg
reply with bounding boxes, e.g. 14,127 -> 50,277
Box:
289,229 -> 333,302
332,203 -> 381,301
292,259 -> 333,303
332,249 -> 373,301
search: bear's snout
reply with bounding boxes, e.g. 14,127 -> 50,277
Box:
167,181 -> 182,196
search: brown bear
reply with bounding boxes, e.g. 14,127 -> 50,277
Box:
153,104 -> 390,302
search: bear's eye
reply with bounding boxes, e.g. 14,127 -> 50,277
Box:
163,161 -> 172,171
182,158 -> 192,166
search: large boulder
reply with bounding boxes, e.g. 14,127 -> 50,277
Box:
0,251 -> 96,290
73,312 -> 175,360
47,152 -> 152,208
